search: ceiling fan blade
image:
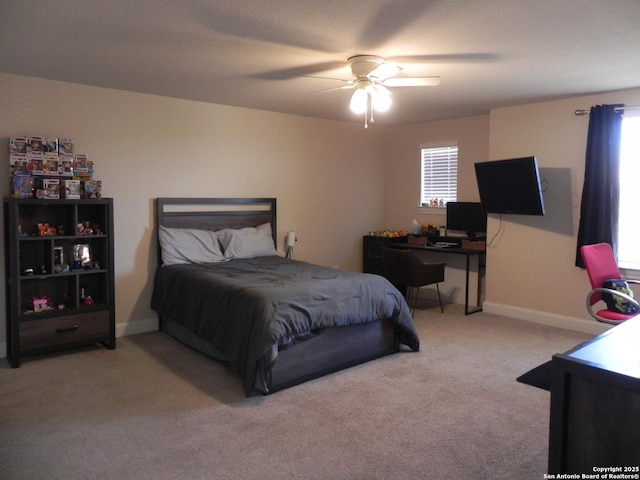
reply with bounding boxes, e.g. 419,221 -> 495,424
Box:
253,61 -> 347,80
304,75 -> 351,82
368,62 -> 402,81
355,0 -> 435,51
195,4 -> 342,55
309,84 -> 355,94
383,76 -> 441,87
387,53 -> 498,64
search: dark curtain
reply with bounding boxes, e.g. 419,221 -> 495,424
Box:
575,104 -> 623,267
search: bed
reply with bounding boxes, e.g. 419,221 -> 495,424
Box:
151,198 -> 419,396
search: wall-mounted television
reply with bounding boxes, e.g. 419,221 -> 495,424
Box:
474,156 -> 545,216
446,202 -> 487,239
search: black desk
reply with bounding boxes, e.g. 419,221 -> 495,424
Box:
392,243 -> 485,315
548,316 -> 640,474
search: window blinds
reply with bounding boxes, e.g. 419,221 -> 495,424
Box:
420,145 -> 458,205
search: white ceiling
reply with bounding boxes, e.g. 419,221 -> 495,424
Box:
1,1 -> 640,126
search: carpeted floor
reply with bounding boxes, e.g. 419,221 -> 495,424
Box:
0,305 -> 592,480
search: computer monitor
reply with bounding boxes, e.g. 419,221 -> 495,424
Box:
446,202 -> 487,239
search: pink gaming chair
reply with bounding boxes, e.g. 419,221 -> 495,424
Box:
580,242 -> 640,325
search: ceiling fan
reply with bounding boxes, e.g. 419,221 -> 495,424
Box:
312,55 -> 442,127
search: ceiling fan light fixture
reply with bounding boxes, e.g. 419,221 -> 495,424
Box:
370,84 -> 392,112
349,82 -> 393,126
349,87 -> 368,114
312,54 -> 442,127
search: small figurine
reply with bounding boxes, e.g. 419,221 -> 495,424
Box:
32,296 -> 53,312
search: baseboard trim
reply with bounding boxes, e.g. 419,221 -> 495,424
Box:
116,317 -> 159,338
482,301 -> 610,336
0,308 -> 608,361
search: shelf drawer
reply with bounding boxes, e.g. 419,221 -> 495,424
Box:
20,310 -> 110,352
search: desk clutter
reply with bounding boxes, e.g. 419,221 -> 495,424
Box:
408,234 -> 430,246
407,234 -> 486,250
366,229 -> 409,239
461,239 -> 486,251
365,231 -> 486,251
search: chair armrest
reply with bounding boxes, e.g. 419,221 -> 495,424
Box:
586,287 -> 640,325
587,287 -> 639,307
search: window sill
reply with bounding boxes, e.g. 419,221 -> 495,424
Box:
417,206 -> 446,215
620,267 -> 640,281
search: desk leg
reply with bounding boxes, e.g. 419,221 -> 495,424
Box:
464,253 -> 482,315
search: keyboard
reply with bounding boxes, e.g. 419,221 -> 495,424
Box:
433,241 -> 459,248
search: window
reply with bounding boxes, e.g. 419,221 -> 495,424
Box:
420,145 -> 458,207
618,114 -> 640,270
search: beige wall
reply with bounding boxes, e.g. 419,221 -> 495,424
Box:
380,115 -> 491,231
0,73 -> 387,351
484,88 -> 640,334
380,87 -> 640,335
2,71 -> 640,356
379,116 -> 491,307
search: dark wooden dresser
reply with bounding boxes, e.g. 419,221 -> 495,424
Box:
548,316 -> 640,474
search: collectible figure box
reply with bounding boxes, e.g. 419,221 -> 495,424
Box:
58,138 -> 74,154
59,154 -> 74,176
73,153 -> 89,173
10,137 -> 28,154
27,153 -> 44,175
12,174 -> 34,198
27,136 -> 44,154
63,179 -> 81,199
10,153 -> 28,175
43,153 -> 60,176
8,134 -> 102,201
85,180 -> 102,198
43,178 -> 60,199
43,137 -> 59,153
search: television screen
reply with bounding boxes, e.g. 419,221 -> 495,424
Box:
474,156 -> 545,215
446,202 -> 487,238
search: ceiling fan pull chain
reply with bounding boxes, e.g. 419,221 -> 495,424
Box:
364,94 -> 370,128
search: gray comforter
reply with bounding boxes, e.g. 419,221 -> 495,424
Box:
151,256 -> 419,394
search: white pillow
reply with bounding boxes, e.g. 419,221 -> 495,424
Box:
219,223 -> 277,259
158,225 -> 226,265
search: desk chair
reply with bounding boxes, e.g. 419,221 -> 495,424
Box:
382,247 -> 446,314
580,242 -> 640,325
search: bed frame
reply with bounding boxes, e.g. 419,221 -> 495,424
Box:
155,197 -> 400,394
